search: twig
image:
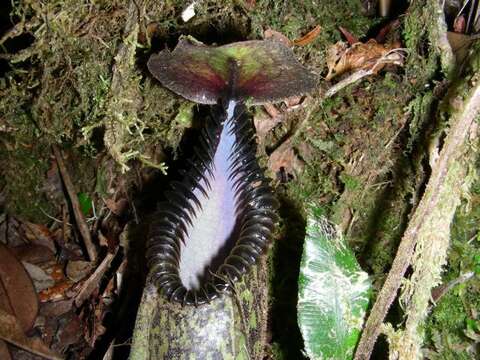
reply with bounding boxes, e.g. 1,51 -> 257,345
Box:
52,145 -> 97,262
431,271 -> 475,303
74,249 -> 117,307
61,203 -> 69,244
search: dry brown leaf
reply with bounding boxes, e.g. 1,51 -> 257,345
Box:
284,95 -> 304,110
55,313 -> 82,351
293,25 -> 322,46
21,221 -> 56,253
0,340 -> 12,360
0,308 -> 62,360
38,264 -> 74,302
11,244 -> 55,264
268,138 -> 305,179
254,109 -> 283,140
326,39 -> 404,81
39,281 -> 75,302
22,262 -> 55,292
104,197 -> 128,216
454,15 -> 466,33
339,26 -> 359,45
66,260 -> 94,282
0,243 -> 38,332
447,32 -> 474,65
40,299 -> 74,318
263,28 -> 292,47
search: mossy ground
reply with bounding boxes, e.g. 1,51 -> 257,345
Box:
0,0 -> 479,358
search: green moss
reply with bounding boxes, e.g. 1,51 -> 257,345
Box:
423,173 -> 480,358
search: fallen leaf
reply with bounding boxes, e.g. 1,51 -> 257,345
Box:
55,312 -> 82,352
104,197 -> 128,216
40,299 -> 74,318
0,308 -> 62,360
326,39 -> 404,81
0,243 -> 38,332
339,26 -> 359,45
284,95 -> 305,110
11,244 -> 55,264
22,262 -> 55,292
254,109 -> 283,140
268,138 -> 305,180
66,260 -> 94,282
21,222 -> 56,253
38,281 -> 75,303
375,20 -> 400,43
0,340 -> 12,360
447,31 -> 474,65
293,25 -> 322,46
454,15 -> 466,33
263,28 -> 292,47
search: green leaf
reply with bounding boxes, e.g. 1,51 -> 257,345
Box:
297,208 -> 371,360
77,192 -> 92,216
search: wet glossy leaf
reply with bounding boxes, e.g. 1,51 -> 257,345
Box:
297,208 -> 371,360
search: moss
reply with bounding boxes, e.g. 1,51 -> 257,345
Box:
423,175 -> 480,358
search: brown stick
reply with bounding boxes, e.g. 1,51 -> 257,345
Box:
74,249 -> 117,307
52,145 -> 97,262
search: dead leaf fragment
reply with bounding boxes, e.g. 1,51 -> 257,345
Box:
453,15 -> 466,33
326,39 -> 405,81
339,26 -> 359,45
0,243 -> 39,332
293,25 -> 322,46
0,340 -> 12,360
21,222 -> 56,253
263,28 -> 292,47
268,138 -> 305,179
66,260 -> 94,282
11,244 -> 55,264
254,108 -> 283,140
22,262 -> 55,292
104,197 -> 128,216
0,308 -> 62,360
447,31 -> 474,65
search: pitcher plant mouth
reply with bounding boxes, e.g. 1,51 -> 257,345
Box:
146,100 -> 278,306
146,37 -> 316,306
